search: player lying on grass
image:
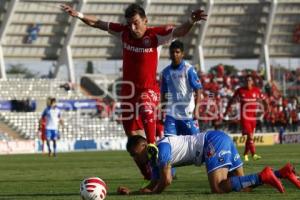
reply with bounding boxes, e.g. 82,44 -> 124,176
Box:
118,130 -> 300,194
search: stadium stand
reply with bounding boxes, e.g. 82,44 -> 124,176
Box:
0,120 -> 14,141
0,109 -> 123,140
0,78 -> 84,100
1,1 -> 300,70
0,77 -> 124,140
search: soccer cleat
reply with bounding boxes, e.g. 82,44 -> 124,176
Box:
278,163 -> 300,189
244,155 -> 249,162
259,166 -> 285,193
147,143 -> 158,166
253,154 -> 261,161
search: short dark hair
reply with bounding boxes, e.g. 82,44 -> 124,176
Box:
169,40 -> 184,52
125,4 -> 146,19
126,135 -> 146,152
245,74 -> 253,81
50,98 -> 56,105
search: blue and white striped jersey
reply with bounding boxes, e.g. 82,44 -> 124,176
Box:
42,106 -> 61,130
161,60 -> 202,119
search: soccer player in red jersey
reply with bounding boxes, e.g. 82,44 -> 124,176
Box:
225,75 -> 268,162
38,117 -> 46,152
61,3 -> 207,179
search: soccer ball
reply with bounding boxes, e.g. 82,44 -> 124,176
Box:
80,177 -> 107,200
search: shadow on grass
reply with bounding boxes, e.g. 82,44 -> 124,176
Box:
107,190 -> 211,196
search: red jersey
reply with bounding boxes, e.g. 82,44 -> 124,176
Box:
232,86 -> 265,121
40,117 -> 46,133
40,117 -> 46,141
108,23 -> 174,92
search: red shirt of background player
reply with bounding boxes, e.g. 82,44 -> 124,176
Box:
232,86 -> 265,122
226,76 -> 266,135
40,117 -> 46,141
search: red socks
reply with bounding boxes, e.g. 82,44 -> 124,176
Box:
245,138 -> 256,156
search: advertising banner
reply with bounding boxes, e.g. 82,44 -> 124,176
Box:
57,99 -> 97,110
283,133 -> 300,144
0,140 -> 35,154
0,100 -> 12,110
230,133 -> 276,146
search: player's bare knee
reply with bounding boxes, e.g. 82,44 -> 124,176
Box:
211,179 -> 232,194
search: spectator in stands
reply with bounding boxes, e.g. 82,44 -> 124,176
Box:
256,109 -> 264,133
270,105 -> 278,132
59,82 -> 74,92
160,40 -> 202,136
112,101 -> 122,124
61,3 -> 207,180
279,125 -> 286,144
10,98 -> 18,112
204,76 -> 219,95
25,98 -> 36,112
298,108 -> 300,130
29,98 -> 36,112
41,98 -> 63,157
226,105 -> 240,133
224,75 -> 268,162
198,92 -> 210,132
94,98 -> 104,118
205,93 -> 222,130
25,23 -> 41,44
276,106 -> 288,132
11,98 -> 35,112
289,97 -> 299,132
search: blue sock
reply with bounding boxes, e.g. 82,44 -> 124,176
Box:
230,174 -> 262,192
46,141 -> 51,153
274,170 -> 282,178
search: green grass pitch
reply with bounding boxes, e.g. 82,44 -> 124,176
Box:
0,144 -> 299,200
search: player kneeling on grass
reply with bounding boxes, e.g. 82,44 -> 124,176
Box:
118,130 -> 300,194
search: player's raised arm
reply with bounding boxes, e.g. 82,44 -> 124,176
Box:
60,4 -> 109,31
173,9 -> 207,38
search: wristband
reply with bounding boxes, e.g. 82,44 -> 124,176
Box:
77,12 -> 84,19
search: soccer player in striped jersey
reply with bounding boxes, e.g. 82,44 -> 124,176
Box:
41,98 -> 63,157
161,40 -> 202,136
